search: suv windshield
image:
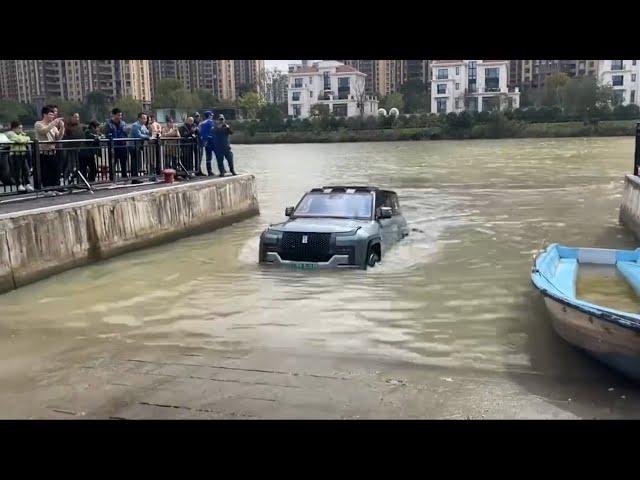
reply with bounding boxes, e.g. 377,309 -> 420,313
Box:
293,192 -> 373,219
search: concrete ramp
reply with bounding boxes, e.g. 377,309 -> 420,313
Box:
0,175 -> 259,294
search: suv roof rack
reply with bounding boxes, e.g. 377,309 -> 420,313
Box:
319,186 -> 379,192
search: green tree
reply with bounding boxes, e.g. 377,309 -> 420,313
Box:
562,76 -> 608,122
400,80 -> 428,113
239,91 -> 266,119
541,73 -> 570,107
0,98 -> 31,125
380,92 -> 404,112
83,91 -> 110,122
115,96 -> 143,123
45,96 -> 83,119
193,89 -> 218,110
152,78 -> 197,110
257,104 -> 284,132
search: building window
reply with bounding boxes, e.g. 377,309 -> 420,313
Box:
612,75 -> 624,86
455,82 -> 460,90
632,74 -> 637,82
633,60 -> 637,66
292,91 -> 301,101
613,90 -> 624,105
294,78 -> 303,88
612,60 -> 624,71
485,67 -> 499,92
455,98 -> 460,109
293,105 -> 301,118
323,71 -> 330,90
437,68 -> 448,80
631,90 -> 636,104
309,91 -> 313,99
437,84 -> 446,94
436,98 -> 447,113
333,104 -> 347,117
338,77 -> 350,99
589,61 -> 594,68
455,66 -> 460,75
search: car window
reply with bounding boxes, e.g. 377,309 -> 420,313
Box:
294,192 -> 373,219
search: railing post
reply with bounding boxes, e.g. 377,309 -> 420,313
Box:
634,122 -> 640,176
32,139 -> 42,190
155,135 -> 162,175
108,134 -> 115,182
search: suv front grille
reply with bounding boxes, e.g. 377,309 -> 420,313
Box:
280,232 -> 332,262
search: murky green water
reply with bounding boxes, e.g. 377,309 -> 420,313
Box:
577,264 -> 640,314
1,137 -> 639,418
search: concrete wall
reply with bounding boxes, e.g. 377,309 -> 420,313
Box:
619,174 -> 640,238
0,175 -> 259,294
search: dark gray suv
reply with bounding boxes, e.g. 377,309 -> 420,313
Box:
259,186 -> 408,269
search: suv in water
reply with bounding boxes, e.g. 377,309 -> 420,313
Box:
259,186 -> 408,269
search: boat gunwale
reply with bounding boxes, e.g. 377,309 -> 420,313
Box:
531,244 -> 640,332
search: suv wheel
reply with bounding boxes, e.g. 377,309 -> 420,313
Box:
367,247 -> 380,268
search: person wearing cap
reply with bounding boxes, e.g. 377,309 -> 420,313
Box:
198,111 -> 215,176
212,114 -> 236,176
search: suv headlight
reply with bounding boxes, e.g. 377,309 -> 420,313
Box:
335,228 -> 361,237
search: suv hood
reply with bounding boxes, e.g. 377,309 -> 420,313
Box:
270,217 -> 372,234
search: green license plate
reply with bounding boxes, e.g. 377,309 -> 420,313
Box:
289,262 -> 318,270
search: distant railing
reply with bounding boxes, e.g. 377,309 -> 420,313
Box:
634,122 -> 640,175
1,136 -> 202,197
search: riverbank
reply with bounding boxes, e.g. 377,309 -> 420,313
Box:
0,175 -> 259,294
232,120 -> 639,144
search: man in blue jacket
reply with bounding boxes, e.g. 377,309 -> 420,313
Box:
129,112 -> 150,177
198,111 -> 215,176
104,108 -> 129,179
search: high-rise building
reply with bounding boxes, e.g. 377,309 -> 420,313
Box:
336,60 -> 430,96
234,60 -> 265,93
150,60 -> 236,100
0,60 -> 152,104
519,60 -> 598,90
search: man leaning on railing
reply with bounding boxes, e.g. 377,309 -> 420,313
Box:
130,112 -> 150,177
104,108 -> 128,179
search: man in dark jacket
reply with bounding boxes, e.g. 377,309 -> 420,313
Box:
104,108 -> 129,179
80,121 -> 104,182
212,114 -> 236,176
179,117 -> 198,172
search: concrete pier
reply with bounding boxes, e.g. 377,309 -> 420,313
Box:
619,174 -> 640,239
0,175 -> 259,294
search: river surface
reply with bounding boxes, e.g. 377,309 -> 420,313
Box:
1,137 -> 640,419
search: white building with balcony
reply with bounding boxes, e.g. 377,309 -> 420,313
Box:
287,61 -> 378,119
430,60 -> 520,114
598,60 -> 640,106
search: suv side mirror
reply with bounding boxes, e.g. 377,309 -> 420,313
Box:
285,206 -> 295,217
379,207 -> 393,219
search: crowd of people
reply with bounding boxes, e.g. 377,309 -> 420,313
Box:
1,106 -> 237,193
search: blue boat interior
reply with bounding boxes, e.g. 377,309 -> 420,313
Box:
532,243 -> 640,324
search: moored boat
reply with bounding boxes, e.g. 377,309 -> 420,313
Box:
531,243 -> 640,381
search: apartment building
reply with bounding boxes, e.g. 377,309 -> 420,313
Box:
519,60 -> 598,89
150,60 -> 236,100
287,61 -> 378,119
430,60 -> 520,113
599,60 -> 640,106
0,60 -> 152,105
336,60 -> 431,97
234,60 -> 265,92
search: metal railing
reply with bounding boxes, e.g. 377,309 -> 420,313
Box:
1,135 -> 203,197
634,122 -> 640,176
